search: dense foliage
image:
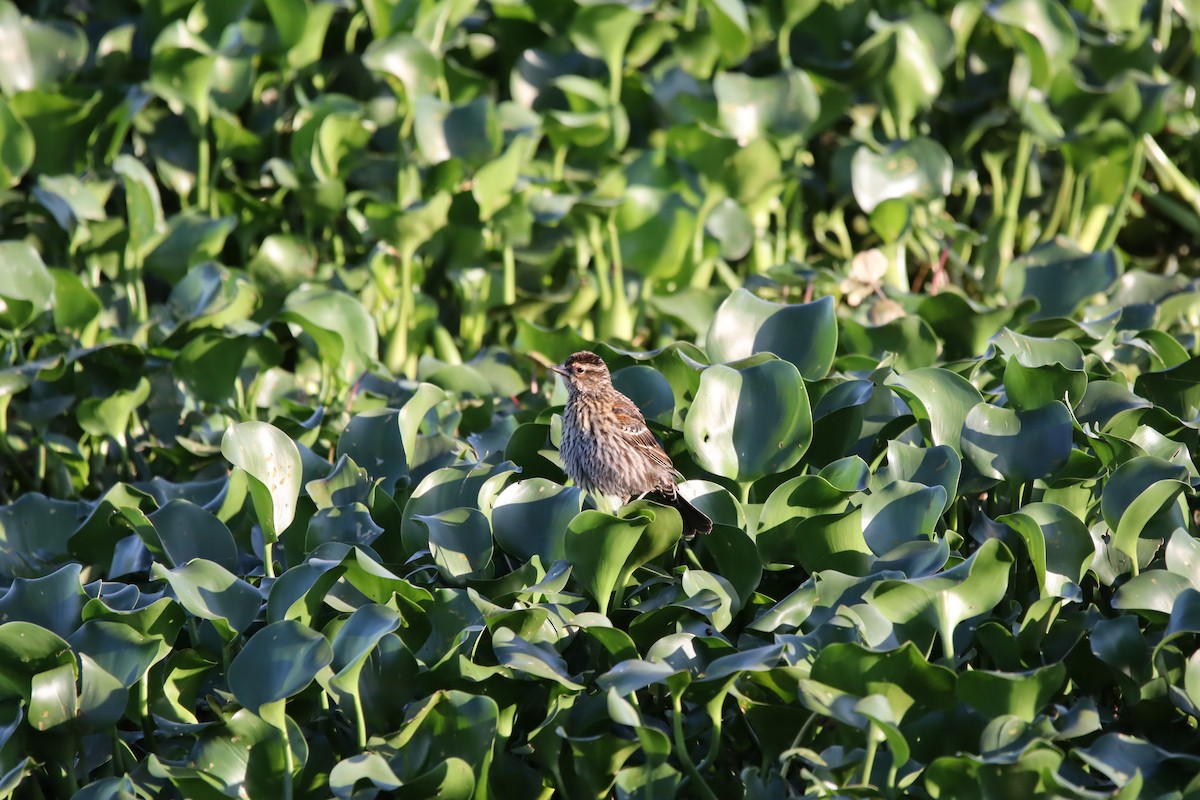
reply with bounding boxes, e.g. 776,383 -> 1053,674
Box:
3,0 -> 1200,797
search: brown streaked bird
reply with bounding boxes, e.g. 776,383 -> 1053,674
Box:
550,351 -> 713,537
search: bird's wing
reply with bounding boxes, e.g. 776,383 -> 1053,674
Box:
611,393 -> 676,475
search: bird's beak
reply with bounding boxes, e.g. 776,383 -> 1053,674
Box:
550,364 -> 570,377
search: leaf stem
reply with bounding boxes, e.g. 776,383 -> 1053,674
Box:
671,691 -> 719,800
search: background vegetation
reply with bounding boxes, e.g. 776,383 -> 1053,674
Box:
3,0 -> 1200,797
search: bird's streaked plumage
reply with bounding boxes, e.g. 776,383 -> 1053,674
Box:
551,351 -> 712,537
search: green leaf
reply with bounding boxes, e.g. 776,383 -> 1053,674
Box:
0,96 -> 34,188
999,502 -> 1093,599
960,402 -> 1073,484
706,289 -> 837,379
173,332 -> 251,406
1102,456 -> 1189,568
492,478 -> 582,564
414,507 -> 493,584
684,358 -> 812,483
862,480 -> 946,556
362,33 -> 442,98
77,376 -> 151,441
713,69 -> 820,143
565,507 -> 678,616
414,96 -> 501,169
887,367 -> 984,454
146,499 -> 238,572
280,287 -> 379,386
30,661 -> 78,730
229,619 -> 333,716
335,409 -> 408,492
851,138 -> 952,213
0,240 -> 54,330
152,559 -> 260,641
701,0 -> 751,66
222,421 -> 303,544
958,664 -> 1066,723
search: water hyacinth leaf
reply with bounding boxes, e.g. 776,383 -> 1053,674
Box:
327,603 -> 401,702
50,268 -> 102,334
113,154 -> 165,258
839,315 -> 941,371
960,402 -> 1072,484
564,510 -> 649,616
680,569 -> 738,631
415,507 -> 493,584
492,628 -> 583,689
30,661 -> 78,730
760,508 -> 873,574
0,563 -> 86,639
148,20 -> 215,126
884,442 -> 960,514
222,421 -> 303,543
0,240 -> 55,330
1004,240 -> 1120,319
69,620 -> 160,688
870,539 -> 1014,652
172,332 -> 251,406
597,659 -> 678,695
1112,570 -> 1194,618
228,619 -> 333,716
887,367 -> 984,453
280,288 -> 379,386
1166,529 -> 1200,583
147,500 -> 238,572
958,664 -> 1067,723
706,289 -> 837,379
305,504 -> 384,550
77,376 -> 150,441
713,69 -> 820,143
850,138 -> 952,213
861,480 -> 947,556
414,95 -> 500,168
0,96 -> 34,188
306,455 -> 374,510
999,502 -> 1093,598
362,33 -> 441,99
568,1 -> 642,86
492,478 -> 582,564
986,0 -> 1078,88
918,292 -> 1020,361
701,0 -> 751,66
684,359 -> 812,483
75,657 -> 125,731
335,409 -> 408,492
616,187 -> 695,280
152,559 -> 260,640
1102,457 -> 1190,567
1135,356 -> 1200,421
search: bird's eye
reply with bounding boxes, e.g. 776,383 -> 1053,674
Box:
575,366 -> 584,374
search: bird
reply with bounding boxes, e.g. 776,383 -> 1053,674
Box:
550,351 -> 713,537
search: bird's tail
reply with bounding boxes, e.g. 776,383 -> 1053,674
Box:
645,489 -> 713,538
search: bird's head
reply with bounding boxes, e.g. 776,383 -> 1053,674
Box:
551,351 -> 611,394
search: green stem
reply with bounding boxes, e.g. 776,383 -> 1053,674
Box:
1041,162 -> 1074,243
264,540 -> 276,579
861,724 -> 879,787
671,692 -> 720,800
353,692 -> 367,750
990,128 -> 1032,291
502,242 -> 517,306
140,673 -> 156,754
607,216 -> 633,341
197,126 -> 211,213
